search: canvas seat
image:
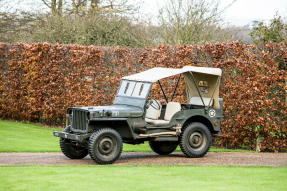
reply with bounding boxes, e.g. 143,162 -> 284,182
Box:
189,96 -> 213,106
145,102 -> 181,125
145,100 -> 162,120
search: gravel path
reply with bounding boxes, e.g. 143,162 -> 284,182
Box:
0,152 -> 287,166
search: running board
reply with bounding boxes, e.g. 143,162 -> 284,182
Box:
139,131 -> 177,137
139,124 -> 181,137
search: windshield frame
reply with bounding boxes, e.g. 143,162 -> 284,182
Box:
116,80 -> 152,100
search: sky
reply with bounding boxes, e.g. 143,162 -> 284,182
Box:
140,0 -> 287,26
3,0 -> 287,27
221,0 -> 287,26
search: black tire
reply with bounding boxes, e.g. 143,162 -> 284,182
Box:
180,122 -> 212,158
60,126 -> 88,159
149,141 -> 178,155
88,128 -> 123,164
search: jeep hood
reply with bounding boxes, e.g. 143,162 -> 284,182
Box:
74,104 -> 143,118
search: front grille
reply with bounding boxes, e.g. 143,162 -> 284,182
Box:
72,109 -> 89,131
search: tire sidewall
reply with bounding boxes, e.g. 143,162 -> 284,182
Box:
89,128 -> 123,164
180,122 -> 212,157
149,141 -> 178,155
59,126 -> 88,159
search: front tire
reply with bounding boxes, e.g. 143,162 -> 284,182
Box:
149,141 -> 178,155
180,122 -> 212,158
60,126 -> 88,159
88,128 -> 123,164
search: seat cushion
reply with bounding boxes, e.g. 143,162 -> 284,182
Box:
145,118 -> 170,125
146,102 -> 180,126
145,100 -> 162,120
189,97 -> 213,106
164,102 -> 181,121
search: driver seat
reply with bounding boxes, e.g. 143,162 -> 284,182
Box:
145,102 -> 181,125
145,100 -> 162,120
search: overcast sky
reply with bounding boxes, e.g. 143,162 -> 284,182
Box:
140,0 -> 287,26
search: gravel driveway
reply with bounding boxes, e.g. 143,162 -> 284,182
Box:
0,152 -> 287,166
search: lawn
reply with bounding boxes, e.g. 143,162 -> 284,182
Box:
0,120 -> 250,152
0,165 -> 286,191
0,120 -> 285,191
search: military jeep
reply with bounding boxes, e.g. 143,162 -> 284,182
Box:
53,66 -> 223,164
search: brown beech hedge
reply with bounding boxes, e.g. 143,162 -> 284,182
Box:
0,42 -> 286,151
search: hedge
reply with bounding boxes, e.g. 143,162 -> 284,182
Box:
0,42 -> 286,151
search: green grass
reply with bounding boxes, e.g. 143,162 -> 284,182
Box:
0,120 -> 62,152
0,120 -> 284,191
0,120 -> 251,152
0,166 -> 286,191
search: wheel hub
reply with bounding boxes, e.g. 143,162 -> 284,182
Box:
98,137 -> 113,155
189,132 -> 203,148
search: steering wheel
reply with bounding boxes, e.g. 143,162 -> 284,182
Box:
149,99 -> 161,110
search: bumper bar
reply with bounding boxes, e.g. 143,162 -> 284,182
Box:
53,131 -> 90,142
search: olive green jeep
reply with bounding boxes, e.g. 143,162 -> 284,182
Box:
53,66 -> 223,164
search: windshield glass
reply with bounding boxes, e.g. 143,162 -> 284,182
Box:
117,80 -> 151,99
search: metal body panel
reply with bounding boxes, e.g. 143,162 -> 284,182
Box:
70,109 -> 89,133
88,105 -> 143,118
53,131 -> 90,142
171,108 -> 223,132
113,96 -> 146,109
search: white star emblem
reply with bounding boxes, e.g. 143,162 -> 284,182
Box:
209,109 -> 216,117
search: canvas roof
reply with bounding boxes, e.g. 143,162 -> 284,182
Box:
122,66 -> 222,82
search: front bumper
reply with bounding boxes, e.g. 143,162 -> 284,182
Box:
53,131 -> 90,142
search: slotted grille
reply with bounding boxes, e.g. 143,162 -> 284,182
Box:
72,109 -> 88,131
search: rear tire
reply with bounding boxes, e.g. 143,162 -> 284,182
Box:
60,126 -> 88,159
88,128 -> 123,164
149,141 -> 178,155
180,122 -> 211,158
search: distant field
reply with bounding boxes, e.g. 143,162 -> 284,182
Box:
0,165 -> 286,191
0,120 -> 251,152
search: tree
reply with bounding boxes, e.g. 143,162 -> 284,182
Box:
40,0 -> 138,16
16,14 -> 153,47
250,15 -> 287,106
157,0 -> 232,44
250,15 -> 286,44
41,0 -> 63,16
0,11 -> 43,42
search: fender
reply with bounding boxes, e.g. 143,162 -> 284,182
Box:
170,109 -> 221,133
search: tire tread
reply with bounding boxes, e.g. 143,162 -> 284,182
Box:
88,128 -> 123,164
149,141 -> 178,155
59,126 -> 88,159
180,122 -> 211,158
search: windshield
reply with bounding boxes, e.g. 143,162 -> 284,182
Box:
117,80 -> 151,99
